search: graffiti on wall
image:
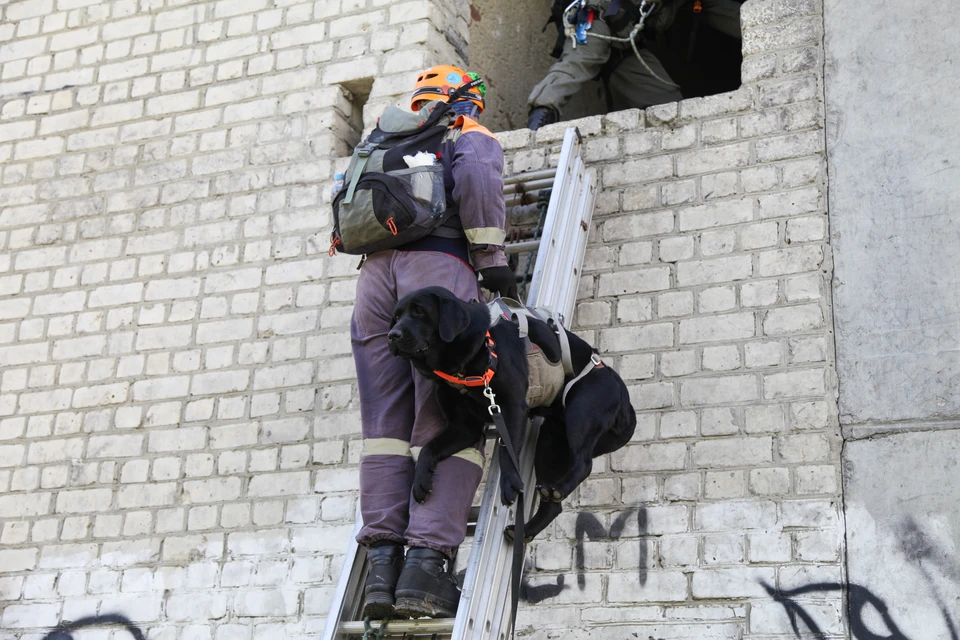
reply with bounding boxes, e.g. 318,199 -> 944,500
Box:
520,507 -> 647,603
763,516 -> 960,640
42,614 -> 146,640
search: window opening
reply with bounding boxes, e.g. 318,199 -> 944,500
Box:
468,0 -> 745,132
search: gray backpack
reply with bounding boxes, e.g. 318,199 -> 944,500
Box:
329,101 -> 458,256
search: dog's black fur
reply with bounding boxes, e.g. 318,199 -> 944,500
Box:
388,286 -> 637,542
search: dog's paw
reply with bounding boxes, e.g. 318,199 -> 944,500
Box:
503,525 -> 533,544
537,484 -> 563,503
412,468 -> 434,504
500,476 -> 522,506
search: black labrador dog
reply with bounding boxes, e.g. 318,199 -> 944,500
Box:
388,286 -> 636,541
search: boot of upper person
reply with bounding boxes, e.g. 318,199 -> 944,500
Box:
393,547 -> 461,618
527,106 -> 559,131
361,541 -> 405,619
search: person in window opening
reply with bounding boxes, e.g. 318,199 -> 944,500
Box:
350,65 -> 517,620
527,0 -> 742,130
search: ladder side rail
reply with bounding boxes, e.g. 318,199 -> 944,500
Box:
454,441 -> 506,639
322,516 -> 365,640
459,422 -> 541,640
526,128 -> 582,313
458,128 -> 590,640
531,166 -> 580,315
556,164 -> 598,323
490,140 -> 596,640
526,169 -> 579,314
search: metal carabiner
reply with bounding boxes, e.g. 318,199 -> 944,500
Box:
483,385 -> 501,415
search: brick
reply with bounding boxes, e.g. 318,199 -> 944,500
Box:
676,143 -> 750,177
598,267 -> 671,297
235,589 -> 300,616
602,156 -> 674,187
677,256 -> 752,286
600,323 -> 673,352
248,471 -> 310,497
182,477 -> 242,503
55,488 -> 113,513
610,442 -> 687,472
763,304 -> 823,335
118,483 -> 177,508
763,369 -> 825,399
87,434 -> 142,458
680,376 -> 759,405
680,313 -> 755,344
678,199 -> 754,231
692,437 -> 773,468
148,427 -> 206,452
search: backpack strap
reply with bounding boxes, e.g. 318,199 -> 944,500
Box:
342,140 -> 379,205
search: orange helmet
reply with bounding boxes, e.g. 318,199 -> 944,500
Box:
410,65 -> 486,114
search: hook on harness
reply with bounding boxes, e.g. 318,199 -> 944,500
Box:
483,383 -> 501,416
561,0 -> 679,88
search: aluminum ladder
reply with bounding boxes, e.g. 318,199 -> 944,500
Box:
322,127 -> 598,640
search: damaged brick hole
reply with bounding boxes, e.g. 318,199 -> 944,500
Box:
335,77 -> 375,155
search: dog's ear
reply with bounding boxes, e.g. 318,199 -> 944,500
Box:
437,295 -> 471,342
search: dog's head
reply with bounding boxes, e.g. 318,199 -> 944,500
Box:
388,286 -> 472,361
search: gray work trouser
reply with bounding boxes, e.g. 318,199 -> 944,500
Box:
528,0 -> 742,114
351,249 -> 484,558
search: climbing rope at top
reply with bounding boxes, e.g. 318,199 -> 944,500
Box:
561,0 -> 680,88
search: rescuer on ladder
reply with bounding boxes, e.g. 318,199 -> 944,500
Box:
348,66 -> 518,620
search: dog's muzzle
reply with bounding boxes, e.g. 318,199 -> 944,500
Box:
387,328 -> 425,359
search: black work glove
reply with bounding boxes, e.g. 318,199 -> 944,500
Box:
479,266 -> 519,301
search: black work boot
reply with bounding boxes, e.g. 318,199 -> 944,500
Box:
393,547 -> 461,618
527,106 -> 559,131
361,541 -> 404,619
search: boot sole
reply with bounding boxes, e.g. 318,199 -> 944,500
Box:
394,594 -> 458,619
362,593 -> 399,620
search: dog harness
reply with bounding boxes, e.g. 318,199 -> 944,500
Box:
488,298 -> 605,407
431,298 -> 605,408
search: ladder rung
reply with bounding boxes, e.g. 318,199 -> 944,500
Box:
502,168 -> 556,186
504,190 -> 548,207
504,239 -> 541,255
338,618 -> 456,637
502,177 -> 555,195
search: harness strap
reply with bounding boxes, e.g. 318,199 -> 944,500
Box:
549,318 -> 575,376
343,141 -> 378,205
510,311 -> 529,339
488,409 -> 523,640
561,353 -> 605,406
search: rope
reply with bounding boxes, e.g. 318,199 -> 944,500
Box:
563,0 -> 680,88
361,617 -> 388,640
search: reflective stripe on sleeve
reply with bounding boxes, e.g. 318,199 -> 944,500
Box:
464,227 -> 506,246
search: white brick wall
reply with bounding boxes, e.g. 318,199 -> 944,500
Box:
0,0 -> 843,637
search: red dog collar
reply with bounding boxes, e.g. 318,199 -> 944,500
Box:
433,332 -> 498,388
